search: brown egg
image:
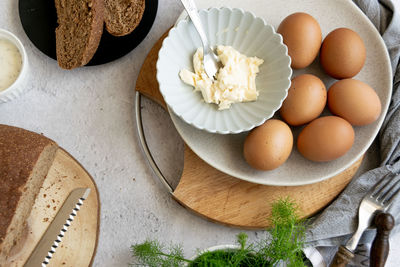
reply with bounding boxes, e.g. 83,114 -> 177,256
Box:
244,119 -> 293,170
320,28 -> 366,79
297,116 -> 354,162
280,74 -> 327,126
328,79 -> 381,126
277,12 -> 322,69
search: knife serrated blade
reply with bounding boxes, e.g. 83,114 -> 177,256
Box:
24,188 -> 90,267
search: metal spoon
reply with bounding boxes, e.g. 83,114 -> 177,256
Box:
179,0 -> 221,80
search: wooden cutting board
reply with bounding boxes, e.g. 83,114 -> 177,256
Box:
135,30 -> 363,229
6,148 -> 99,266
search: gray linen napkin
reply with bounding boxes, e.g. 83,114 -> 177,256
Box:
305,0 -> 400,265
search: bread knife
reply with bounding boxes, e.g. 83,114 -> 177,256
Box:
24,188 -> 90,267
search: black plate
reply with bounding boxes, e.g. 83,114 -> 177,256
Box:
18,0 -> 158,65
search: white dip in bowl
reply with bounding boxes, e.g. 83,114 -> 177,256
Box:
0,29 -> 28,103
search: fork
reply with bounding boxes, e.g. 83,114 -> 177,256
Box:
330,172 -> 400,267
179,0 -> 221,80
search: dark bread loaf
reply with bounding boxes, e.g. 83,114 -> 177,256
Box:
0,125 -> 58,264
55,0 -> 104,69
104,0 -> 145,36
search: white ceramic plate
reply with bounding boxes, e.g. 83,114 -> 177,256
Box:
169,0 -> 392,186
157,8 -> 291,134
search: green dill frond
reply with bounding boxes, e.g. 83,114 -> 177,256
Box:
270,197 -> 300,226
130,240 -> 162,266
236,233 -> 248,250
264,197 -> 306,267
130,197 -> 306,267
130,240 -> 188,267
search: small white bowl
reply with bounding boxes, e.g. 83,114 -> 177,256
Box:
157,7 -> 292,134
0,29 -> 28,103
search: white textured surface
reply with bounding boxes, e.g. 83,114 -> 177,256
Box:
0,0 -> 399,266
157,7 -> 291,134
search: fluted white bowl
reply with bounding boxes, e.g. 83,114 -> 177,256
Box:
157,7 -> 292,134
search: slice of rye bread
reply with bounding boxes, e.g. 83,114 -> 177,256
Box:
55,0 -> 104,69
104,0 -> 145,36
0,125 -> 58,264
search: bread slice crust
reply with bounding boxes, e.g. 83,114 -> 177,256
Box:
55,0 -> 105,69
104,0 -> 145,37
0,125 -> 58,263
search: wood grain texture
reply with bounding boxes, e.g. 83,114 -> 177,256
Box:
330,246 -> 355,267
370,212 -> 395,267
6,148 -> 99,266
136,29 -> 363,229
135,30 -> 168,108
173,148 -> 362,228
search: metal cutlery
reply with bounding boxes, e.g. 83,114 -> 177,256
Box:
330,172 -> 400,267
179,0 -> 221,80
24,188 -> 90,267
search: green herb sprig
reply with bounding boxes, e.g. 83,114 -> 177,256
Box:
131,197 -> 306,267
263,198 -> 306,267
131,240 -> 188,266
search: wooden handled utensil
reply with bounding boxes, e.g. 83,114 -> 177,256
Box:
330,246 -> 355,267
370,212 -> 395,267
330,173 -> 400,267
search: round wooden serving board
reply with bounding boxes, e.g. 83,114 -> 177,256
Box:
7,148 -> 99,266
135,30 -> 363,229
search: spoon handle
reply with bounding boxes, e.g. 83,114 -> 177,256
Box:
179,0 -> 210,49
370,212 -> 394,267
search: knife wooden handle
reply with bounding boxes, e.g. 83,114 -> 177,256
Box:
330,245 -> 354,267
370,212 -> 394,267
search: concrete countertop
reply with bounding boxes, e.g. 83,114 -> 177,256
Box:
0,0 -> 399,266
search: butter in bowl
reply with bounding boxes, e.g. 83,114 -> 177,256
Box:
157,7 -> 292,134
0,29 -> 28,103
